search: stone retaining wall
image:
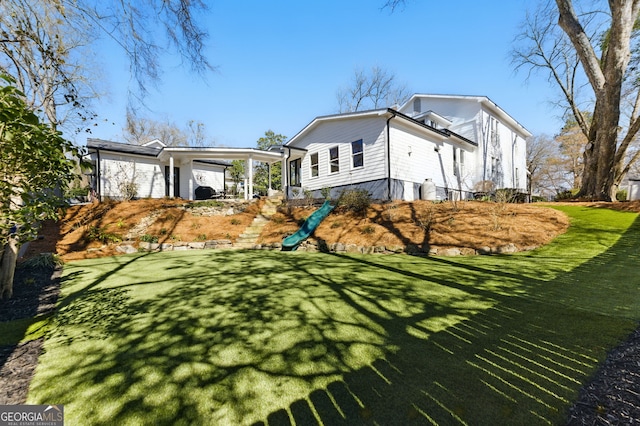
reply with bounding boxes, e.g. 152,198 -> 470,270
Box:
116,238 -> 538,256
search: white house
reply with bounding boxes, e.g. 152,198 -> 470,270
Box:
282,94 -> 531,201
86,138 -> 283,200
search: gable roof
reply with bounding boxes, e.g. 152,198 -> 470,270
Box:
87,138 -> 162,157
285,108 -> 477,147
86,138 -> 231,167
401,94 -> 532,139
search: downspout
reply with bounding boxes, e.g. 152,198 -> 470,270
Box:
386,109 -> 397,201
96,149 -> 102,201
223,164 -> 228,195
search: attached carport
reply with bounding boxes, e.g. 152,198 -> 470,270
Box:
160,147 -> 285,200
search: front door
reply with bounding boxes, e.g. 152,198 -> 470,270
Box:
165,166 -> 180,197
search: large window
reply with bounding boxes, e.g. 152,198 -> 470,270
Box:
351,139 -> 363,168
310,153 -> 318,177
329,146 -> 339,173
290,158 -> 301,186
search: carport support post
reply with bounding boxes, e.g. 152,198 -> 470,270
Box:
246,156 -> 253,200
169,155 -> 175,199
188,159 -> 194,201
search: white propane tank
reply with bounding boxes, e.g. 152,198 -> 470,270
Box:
421,178 -> 436,201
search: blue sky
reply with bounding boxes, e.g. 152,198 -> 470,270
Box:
84,0 -> 564,148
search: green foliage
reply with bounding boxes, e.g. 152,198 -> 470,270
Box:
87,226 -> 122,244
617,189 -> 628,201
254,130 -> 286,195
139,234 -> 158,244
188,200 -> 224,208
555,189 -> 578,201
229,160 -> 245,196
196,234 -> 207,241
320,187 -> 332,200
26,207 -> 640,425
359,225 -> 375,235
0,75 -> 81,247
230,218 -> 241,225
19,253 -> 63,270
337,189 -> 372,215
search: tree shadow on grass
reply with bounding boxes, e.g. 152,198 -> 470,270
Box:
27,213 -> 640,425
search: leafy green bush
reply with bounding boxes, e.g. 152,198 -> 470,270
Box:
140,234 -> 158,244
187,200 -> 224,208
555,189 -> 577,201
19,253 -> 63,270
87,226 -> 122,244
616,189 -> 628,201
337,189 -> 371,215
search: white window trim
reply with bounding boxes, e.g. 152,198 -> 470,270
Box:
351,139 -> 364,170
329,146 -> 340,174
310,152 -> 319,179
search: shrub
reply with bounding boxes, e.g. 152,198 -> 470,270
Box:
555,189 -> 577,201
140,234 -> 158,244
230,218 -> 241,225
87,226 -> 122,244
337,189 -> 371,215
616,189 -> 628,201
19,253 -> 63,270
320,187 -> 332,200
359,225 -> 375,235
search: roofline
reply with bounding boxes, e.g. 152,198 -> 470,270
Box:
401,94 -> 533,138
87,138 -> 282,164
285,108 -> 389,146
286,108 -> 477,147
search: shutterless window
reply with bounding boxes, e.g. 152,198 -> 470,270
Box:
310,153 -> 319,177
329,146 -> 339,173
351,139 -> 363,168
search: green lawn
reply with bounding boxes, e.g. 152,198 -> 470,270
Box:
26,205 -> 640,425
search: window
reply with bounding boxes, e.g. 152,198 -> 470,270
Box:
453,148 -> 458,177
329,146 -> 339,173
310,153 -> 319,177
290,158 -> 301,186
351,139 -> 363,168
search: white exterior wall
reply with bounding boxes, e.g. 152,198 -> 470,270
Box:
388,121 -> 445,187
99,153 -> 166,199
297,117 -> 388,193
97,152 -> 226,200
477,109 -> 528,191
401,96 -> 529,192
629,180 -> 640,200
192,162 -> 226,191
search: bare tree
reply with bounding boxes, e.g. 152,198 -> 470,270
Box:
513,0 -> 640,200
124,109 -> 215,147
0,0 -> 214,131
0,0 -> 98,130
337,66 -> 411,112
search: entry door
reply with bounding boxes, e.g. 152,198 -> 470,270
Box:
165,166 -> 180,197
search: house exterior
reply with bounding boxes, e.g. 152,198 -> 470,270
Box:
283,94 -> 531,201
86,139 -> 283,201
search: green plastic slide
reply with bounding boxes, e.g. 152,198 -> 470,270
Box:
282,200 -> 335,251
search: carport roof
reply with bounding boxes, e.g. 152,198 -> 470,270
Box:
87,138 -> 284,163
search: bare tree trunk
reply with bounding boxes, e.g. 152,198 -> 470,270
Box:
0,238 -> 19,300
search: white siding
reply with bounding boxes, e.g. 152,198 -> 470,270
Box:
388,121 -> 444,187
296,116 -> 388,191
97,153 -> 226,200
99,153 -> 165,199
192,162 -> 226,191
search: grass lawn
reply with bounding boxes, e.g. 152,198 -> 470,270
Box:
26,205 -> 640,425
